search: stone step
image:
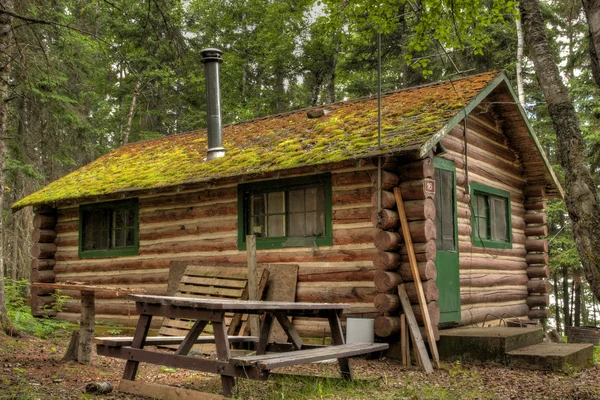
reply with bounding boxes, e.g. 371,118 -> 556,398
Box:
438,326 -> 544,364
506,343 -> 594,372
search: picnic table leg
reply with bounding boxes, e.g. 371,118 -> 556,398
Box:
256,312 -> 273,355
122,314 -> 153,381
273,312 -> 303,350
78,290 -> 95,364
175,319 -> 209,356
328,310 -> 352,380
213,314 -> 235,397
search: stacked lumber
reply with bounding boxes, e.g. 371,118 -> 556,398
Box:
523,185 -> 550,320
30,205 -> 58,316
371,157 -> 440,339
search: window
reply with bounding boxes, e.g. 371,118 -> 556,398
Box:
238,175 -> 332,249
79,199 -> 139,258
470,183 -> 512,249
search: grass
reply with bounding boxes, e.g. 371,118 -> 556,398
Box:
594,346 -> 600,365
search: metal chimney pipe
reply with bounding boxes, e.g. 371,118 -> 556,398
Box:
200,48 -> 225,160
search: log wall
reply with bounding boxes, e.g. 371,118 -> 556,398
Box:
30,205 -> 58,316
49,160 -> 379,335
372,157 -> 440,340
439,111 -> 534,326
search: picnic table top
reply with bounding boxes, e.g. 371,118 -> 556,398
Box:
32,282 -> 146,295
128,294 -> 351,311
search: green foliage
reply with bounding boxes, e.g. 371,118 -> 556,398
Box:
4,280 -> 74,339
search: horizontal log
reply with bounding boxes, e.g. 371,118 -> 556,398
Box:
458,243 -> 527,257
405,198 -> 436,221
458,223 -> 471,237
461,273 -> 528,288
527,266 -> 550,279
63,301 -> 137,316
523,185 -> 545,198
31,259 -> 56,271
524,225 -> 548,237
459,257 -> 527,271
399,179 -> 435,200
31,269 -> 56,283
373,251 -> 401,270
295,285 -> 375,303
526,294 -> 550,308
399,240 -> 436,260
30,295 -> 56,317
33,214 -> 57,229
374,316 -> 401,337
55,271 -> 168,286
138,203 -> 237,224
31,243 -> 57,259
525,239 -> 548,253
524,200 -> 547,211
333,227 -> 378,246
371,209 -> 399,230
370,190 -> 396,209
140,186 -> 237,209
404,279 -> 439,303
528,308 -> 550,320
374,231 -> 403,252
399,219 -> 436,243
374,293 -> 400,313
32,229 -> 57,244
461,289 -> 528,305
527,279 -> 551,294
399,260 -> 437,281
333,187 -> 372,206
411,301 -> 440,327
139,239 -> 238,255
374,271 -> 403,292
396,158 -> 434,180
297,266 -> 376,282
526,253 -> 548,265
34,205 -> 56,215
401,251 -> 435,263
374,156 -> 400,170
371,170 -> 400,190
523,213 -> 547,225
460,303 -> 529,325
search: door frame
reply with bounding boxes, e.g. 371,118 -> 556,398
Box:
433,157 -> 461,324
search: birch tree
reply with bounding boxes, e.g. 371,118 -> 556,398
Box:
520,0 -> 600,302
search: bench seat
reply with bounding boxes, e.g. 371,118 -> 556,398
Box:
230,342 -> 389,370
93,335 -> 258,347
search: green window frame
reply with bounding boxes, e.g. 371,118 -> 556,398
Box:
78,199 -> 139,258
238,174 -> 333,250
470,182 -> 512,249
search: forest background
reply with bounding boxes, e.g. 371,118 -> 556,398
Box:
0,0 -> 598,335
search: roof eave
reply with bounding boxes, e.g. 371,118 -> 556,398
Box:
418,72 -> 564,199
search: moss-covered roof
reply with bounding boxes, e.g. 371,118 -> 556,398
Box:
14,71 -> 505,209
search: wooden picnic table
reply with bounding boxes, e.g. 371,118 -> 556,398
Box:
31,282 -> 144,364
95,294 -> 388,398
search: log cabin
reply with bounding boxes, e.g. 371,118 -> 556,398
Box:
13,51 -> 562,342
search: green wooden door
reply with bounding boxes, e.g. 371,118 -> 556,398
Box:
433,158 -> 461,324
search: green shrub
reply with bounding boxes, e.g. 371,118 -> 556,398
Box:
5,279 -> 74,338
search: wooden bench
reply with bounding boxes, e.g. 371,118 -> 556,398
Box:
230,342 -> 389,371
93,335 -> 258,347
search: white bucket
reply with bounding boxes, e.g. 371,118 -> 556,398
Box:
346,318 -> 375,344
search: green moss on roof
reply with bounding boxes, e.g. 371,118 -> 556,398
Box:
13,71 -> 501,209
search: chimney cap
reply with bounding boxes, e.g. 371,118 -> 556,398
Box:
200,48 -> 223,63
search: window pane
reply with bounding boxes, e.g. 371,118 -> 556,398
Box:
268,215 -> 285,237
251,215 -> 265,237
288,212 -> 305,237
475,217 -> 488,240
114,229 -> 125,248
475,194 -> 487,217
125,228 -> 135,246
491,196 -> 508,241
305,188 -> 318,211
251,194 -> 266,216
288,189 -> 305,212
82,209 -> 109,250
267,191 -> 285,214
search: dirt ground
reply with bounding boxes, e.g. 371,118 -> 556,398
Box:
1,332 -> 599,400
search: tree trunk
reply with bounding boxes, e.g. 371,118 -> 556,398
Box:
583,0 -> 600,88
553,269 -> 561,334
574,268 -> 582,327
521,0 -> 600,303
563,264 -> 571,329
515,13 -> 525,106
0,0 -> 18,336
123,79 -> 141,145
